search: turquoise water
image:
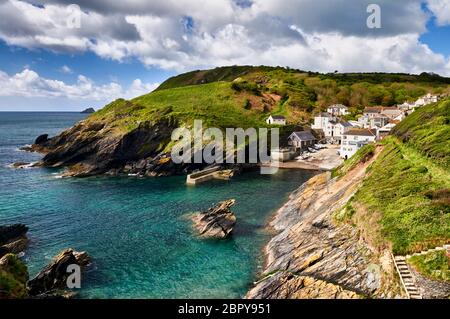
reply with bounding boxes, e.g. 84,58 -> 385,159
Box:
0,112 -> 316,298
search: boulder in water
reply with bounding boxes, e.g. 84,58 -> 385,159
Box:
27,248 -> 91,296
192,199 -> 237,239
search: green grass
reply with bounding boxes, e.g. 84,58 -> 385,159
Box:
155,65 -> 264,91
0,254 -> 29,298
89,66 -> 450,135
353,138 -> 450,255
332,143 -> 376,178
393,99 -> 450,169
91,82 -> 266,133
409,250 -> 450,283
346,100 -> 450,255
134,82 -> 264,129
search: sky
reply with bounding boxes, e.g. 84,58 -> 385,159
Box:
0,0 -> 449,111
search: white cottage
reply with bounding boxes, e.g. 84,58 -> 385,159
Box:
369,115 -> 390,129
312,112 -> 335,130
332,121 -> 353,142
415,93 -> 438,107
327,104 -> 349,116
266,115 -> 287,125
340,128 -> 377,159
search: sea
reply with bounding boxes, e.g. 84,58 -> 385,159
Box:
0,112 -> 316,298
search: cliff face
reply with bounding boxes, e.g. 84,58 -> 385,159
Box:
30,113 -> 205,177
247,147 -> 404,299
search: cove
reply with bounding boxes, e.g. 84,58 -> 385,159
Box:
0,112 -> 317,298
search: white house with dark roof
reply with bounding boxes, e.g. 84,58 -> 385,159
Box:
288,131 -> 316,149
266,115 -> 286,125
340,128 -> 377,159
380,108 -> 404,120
332,121 -> 353,142
327,104 -> 349,116
369,115 -> 390,129
312,112 -> 335,130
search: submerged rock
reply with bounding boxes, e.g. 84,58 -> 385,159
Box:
11,162 -> 31,169
192,199 -> 237,239
0,224 -> 29,258
27,248 -> 91,297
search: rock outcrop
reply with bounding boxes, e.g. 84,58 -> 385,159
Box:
247,272 -> 359,299
81,108 -> 95,114
0,224 -> 29,258
25,110 -> 216,177
247,147 -> 404,299
34,134 -> 49,145
24,98 -> 260,177
27,249 -> 91,297
192,199 -> 237,239
11,162 -> 31,169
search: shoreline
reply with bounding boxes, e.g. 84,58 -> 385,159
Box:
246,146 -> 400,299
262,145 -> 344,171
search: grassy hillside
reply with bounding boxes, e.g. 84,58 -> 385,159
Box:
393,99 -> 450,169
341,100 -> 450,256
89,66 -> 450,135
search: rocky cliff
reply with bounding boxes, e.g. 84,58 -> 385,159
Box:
247,147 -> 404,299
26,105 -> 207,177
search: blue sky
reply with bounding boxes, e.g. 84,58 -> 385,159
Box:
0,0 -> 449,111
420,20 -> 450,56
0,41 -> 174,85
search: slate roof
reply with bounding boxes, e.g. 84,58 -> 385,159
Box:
344,128 -> 377,137
289,131 -> 316,141
364,107 -> 383,113
269,115 -> 286,120
328,104 -> 348,109
337,121 -> 353,127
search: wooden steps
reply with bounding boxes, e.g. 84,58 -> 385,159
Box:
393,255 -> 423,299
392,244 -> 449,299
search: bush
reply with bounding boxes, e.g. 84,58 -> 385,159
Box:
409,250 -> 450,283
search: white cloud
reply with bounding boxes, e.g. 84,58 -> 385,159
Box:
0,0 -> 448,75
60,65 -> 73,74
0,68 -> 159,100
427,0 -> 450,25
